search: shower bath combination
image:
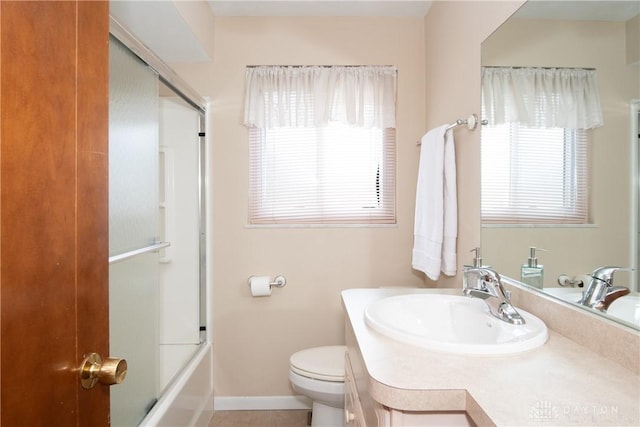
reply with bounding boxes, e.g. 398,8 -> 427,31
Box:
108,26 -> 212,426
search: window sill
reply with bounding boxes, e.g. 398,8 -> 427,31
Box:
245,223 -> 399,229
482,223 -> 597,229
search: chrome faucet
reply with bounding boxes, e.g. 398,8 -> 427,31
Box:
463,267 -> 526,325
579,266 -> 630,311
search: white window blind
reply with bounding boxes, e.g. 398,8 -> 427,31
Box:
481,123 -> 589,224
249,123 -> 396,224
245,66 -> 397,225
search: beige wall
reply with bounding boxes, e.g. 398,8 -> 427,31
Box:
423,1 -> 524,287
173,1 -> 524,398
481,18 -> 638,284
626,14 -> 639,65
182,16 -> 426,397
173,0 -> 216,60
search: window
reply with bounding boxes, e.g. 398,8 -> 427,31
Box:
481,123 -> 589,224
249,123 -> 395,224
244,66 -> 397,225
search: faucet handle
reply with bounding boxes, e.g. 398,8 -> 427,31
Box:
590,267 -> 632,286
464,265 -> 498,275
463,267 -> 500,284
463,267 -> 510,299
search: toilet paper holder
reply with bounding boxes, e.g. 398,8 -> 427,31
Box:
247,275 -> 287,289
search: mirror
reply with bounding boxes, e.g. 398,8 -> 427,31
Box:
481,0 -> 640,329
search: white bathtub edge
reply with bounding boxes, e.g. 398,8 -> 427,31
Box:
139,342 -> 214,427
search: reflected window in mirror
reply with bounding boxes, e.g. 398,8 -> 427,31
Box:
481,66 -> 603,225
481,123 -> 588,224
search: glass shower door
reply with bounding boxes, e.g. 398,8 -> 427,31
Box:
109,36 -> 161,426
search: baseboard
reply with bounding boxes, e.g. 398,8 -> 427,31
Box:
213,395 -> 312,411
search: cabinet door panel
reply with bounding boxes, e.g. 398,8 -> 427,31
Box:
344,352 -> 366,427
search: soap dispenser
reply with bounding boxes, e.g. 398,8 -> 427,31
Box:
463,247 -> 488,289
464,247 -> 491,269
470,247 -> 483,268
521,247 -> 546,289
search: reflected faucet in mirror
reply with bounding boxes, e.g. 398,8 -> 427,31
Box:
463,267 -> 525,325
580,266 -> 631,311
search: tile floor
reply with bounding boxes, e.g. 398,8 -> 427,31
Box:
208,410 -> 310,427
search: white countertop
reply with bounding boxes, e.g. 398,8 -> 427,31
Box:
342,288 -> 640,426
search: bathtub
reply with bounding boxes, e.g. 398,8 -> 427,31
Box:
139,342 -> 214,427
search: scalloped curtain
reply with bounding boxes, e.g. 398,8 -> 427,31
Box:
243,65 -> 397,129
482,67 -> 603,130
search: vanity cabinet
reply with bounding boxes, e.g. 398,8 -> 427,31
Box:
342,288 -> 640,427
345,322 -> 474,427
344,352 -> 366,427
344,349 -> 392,427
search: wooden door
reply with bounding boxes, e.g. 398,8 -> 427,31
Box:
0,1 -> 110,425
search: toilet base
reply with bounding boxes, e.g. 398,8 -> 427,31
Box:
311,401 -> 343,427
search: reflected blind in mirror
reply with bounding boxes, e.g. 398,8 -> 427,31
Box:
481,124 -> 589,224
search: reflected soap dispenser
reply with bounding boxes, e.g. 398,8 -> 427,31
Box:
521,247 -> 546,289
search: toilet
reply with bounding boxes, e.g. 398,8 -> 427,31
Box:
289,345 -> 346,427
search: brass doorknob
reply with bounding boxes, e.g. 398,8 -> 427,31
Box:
79,353 -> 127,389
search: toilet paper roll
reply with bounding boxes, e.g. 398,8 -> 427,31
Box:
249,275 -> 272,297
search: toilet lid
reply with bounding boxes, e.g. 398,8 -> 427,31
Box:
290,345 -> 346,382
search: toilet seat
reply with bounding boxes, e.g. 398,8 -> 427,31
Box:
289,345 -> 346,382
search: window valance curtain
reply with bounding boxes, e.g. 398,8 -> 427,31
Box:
243,65 -> 397,129
481,66 -> 603,129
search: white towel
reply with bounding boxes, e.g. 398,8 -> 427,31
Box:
412,125 -> 458,280
442,128 -> 458,275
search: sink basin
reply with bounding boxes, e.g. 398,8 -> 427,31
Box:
606,295 -> 640,327
364,294 -> 548,355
